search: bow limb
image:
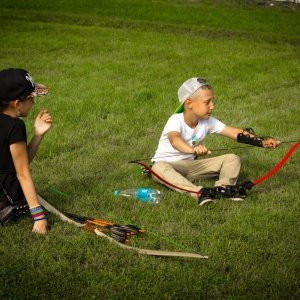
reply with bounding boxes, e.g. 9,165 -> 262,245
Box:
37,195 -> 208,259
253,142 -> 300,185
37,195 -> 84,228
94,229 -> 208,259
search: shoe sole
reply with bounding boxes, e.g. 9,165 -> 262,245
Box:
228,197 -> 245,201
199,199 -> 217,206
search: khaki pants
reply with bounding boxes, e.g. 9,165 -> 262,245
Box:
152,154 -> 241,201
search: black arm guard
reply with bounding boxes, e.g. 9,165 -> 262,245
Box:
237,128 -> 266,147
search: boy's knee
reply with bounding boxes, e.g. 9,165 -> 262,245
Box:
226,154 -> 240,165
152,161 -> 172,177
152,161 -> 167,173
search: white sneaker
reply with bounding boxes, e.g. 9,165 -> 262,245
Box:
228,195 -> 246,201
199,195 -> 217,206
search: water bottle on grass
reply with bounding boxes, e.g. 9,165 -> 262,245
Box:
114,188 -> 161,204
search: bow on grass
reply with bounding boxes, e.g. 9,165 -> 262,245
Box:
62,211 -> 144,243
37,195 -> 208,259
130,142 -> 300,196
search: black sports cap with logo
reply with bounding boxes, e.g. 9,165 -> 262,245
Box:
0,68 -> 48,101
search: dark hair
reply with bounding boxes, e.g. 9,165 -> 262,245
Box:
197,78 -> 212,90
0,98 -> 28,113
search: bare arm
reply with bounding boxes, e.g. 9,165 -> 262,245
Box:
219,125 -> 244,140
168,131 -> 211,156
10,142 -> 48,234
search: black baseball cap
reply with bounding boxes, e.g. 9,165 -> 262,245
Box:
0,68 -> 48,101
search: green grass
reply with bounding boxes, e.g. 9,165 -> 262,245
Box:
0,1 -> 299,299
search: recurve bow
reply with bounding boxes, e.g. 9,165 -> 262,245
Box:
37,195 -> 208,259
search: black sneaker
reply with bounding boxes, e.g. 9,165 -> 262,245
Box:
213,186 -> 246,201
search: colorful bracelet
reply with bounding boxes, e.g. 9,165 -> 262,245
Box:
29,205 -> 41,210
30,205 -> 46,221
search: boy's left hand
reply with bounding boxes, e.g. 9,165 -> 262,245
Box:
262,139 -> 281,148
34,110 -> 53,136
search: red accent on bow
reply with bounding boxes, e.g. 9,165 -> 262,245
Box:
253,142 -> 300,185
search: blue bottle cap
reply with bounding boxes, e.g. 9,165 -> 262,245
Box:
114,190 -> 120,195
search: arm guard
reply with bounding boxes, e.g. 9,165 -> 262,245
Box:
237,128 -> 267,147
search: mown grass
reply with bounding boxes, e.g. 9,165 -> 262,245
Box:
0,1 -> 299,299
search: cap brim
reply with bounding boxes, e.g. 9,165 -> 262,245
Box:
34,83 -> 48,97
174,102 -> 184,114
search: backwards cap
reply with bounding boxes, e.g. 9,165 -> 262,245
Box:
175,78 -> 211,113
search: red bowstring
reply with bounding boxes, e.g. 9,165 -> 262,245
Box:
253,142 -> 300,185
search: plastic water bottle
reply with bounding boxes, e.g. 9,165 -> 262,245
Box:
113,188 -> 161,204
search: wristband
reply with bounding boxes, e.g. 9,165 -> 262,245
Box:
29,205 -> 41,210
30,205 -> 46,222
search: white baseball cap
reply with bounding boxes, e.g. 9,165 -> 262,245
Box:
175,77 -> 211,113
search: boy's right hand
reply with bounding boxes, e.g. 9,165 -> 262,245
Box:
32,219 -> 49,234
193,145 -> 211,156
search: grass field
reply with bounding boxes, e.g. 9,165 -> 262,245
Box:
0,1 -> 299,299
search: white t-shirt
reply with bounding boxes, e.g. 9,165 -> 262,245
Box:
152,113 -> 225,162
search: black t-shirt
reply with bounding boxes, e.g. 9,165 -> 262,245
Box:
0,114 -> 27,202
